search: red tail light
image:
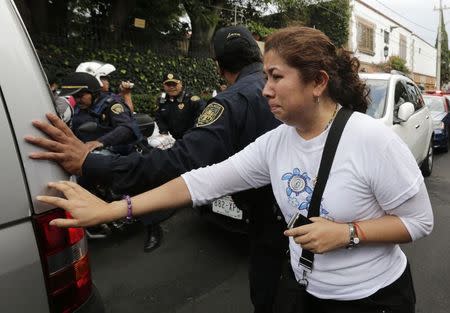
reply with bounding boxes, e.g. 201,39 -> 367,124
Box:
33,209 -> 92,313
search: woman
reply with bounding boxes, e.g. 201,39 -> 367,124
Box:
38,27 -> 433,313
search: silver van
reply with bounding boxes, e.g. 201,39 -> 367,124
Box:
0,1 -> 104,312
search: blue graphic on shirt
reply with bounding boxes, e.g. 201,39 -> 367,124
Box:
281,168 -> 329,217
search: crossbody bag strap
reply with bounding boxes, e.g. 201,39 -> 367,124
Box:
299,107 -> 353,273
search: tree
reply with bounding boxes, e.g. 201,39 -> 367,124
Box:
181,0 -> 226,56
437,9 -> 450,86
306,0 -> 351,47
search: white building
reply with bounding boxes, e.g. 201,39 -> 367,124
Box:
348,0 -> 437,89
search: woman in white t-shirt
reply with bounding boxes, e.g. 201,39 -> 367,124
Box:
39,27 -> 433,313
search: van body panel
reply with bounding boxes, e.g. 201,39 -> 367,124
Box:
0,91 -> 30,224
0,0 -> 69,215
0,221 -> 50,312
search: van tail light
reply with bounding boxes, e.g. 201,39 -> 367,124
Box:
33,209 -> 92,313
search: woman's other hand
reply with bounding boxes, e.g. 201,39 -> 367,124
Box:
284,217 -> 349,254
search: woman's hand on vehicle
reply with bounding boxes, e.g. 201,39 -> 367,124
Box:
37,181 -> 122,228
284,217 -> 349,254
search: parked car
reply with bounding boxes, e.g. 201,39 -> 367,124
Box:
423,94 -> 450,152
360,72 -> 434,177
0,1 -> 104,312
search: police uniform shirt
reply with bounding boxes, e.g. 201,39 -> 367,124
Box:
155,92 -> 204,140
71,92 -> 141,148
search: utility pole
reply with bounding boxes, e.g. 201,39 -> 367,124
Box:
434,0 -> 450,89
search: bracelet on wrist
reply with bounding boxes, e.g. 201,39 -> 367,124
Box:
353,222 -> 367,241
123,195 -> 133,222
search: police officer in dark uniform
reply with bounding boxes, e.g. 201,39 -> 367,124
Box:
29,26 -> 288,313
155,73 -> 205,140
59,72 -> 143,155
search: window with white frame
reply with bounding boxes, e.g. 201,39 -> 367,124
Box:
399,34 -> 407,59
384,30 -> 389,44
357,18 -> 375,55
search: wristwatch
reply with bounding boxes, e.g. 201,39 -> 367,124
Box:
346,223 -> 360,249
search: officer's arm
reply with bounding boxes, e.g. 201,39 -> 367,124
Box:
154,100 -> 169,134
97,103 -> 137,146
82,101 -> 235,195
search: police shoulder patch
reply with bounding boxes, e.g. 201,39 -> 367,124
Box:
196,102 -> 224,127
190,95 -> 200,102
111,103 -> 125,114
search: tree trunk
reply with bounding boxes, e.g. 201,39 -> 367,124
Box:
48,0 -> 69,36
182,0 -> 225,57
27,0 -> 48,35
109,0 -> 137,42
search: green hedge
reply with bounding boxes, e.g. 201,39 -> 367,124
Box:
36,43 -> 222,114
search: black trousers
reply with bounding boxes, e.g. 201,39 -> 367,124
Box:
274,260 -> 416,313
247,201 -> 288,313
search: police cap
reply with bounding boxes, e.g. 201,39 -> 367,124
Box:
59,72 -> 102,97
213,25 -> 259,61
162,73 -> 182,85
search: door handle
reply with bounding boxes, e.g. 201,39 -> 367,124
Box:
415,124 -> 420,129
426,115 -> 429,119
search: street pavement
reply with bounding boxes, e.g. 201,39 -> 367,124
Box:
90,151 -> 450,313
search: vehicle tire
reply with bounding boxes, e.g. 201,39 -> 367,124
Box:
420,138 -> 433,177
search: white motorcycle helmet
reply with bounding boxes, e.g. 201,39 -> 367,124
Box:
76,61 -> 116,87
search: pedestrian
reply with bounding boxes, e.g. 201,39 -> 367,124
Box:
37,26 -> 433,313
155,73 -> 204,140
27,25 -> 287,313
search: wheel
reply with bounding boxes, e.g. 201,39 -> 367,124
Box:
420,138 -> 433,177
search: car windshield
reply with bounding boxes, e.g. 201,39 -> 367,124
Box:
364,79 -> 388,119
423,96 -> 445,112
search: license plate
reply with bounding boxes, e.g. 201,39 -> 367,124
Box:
212,196 -> 243,220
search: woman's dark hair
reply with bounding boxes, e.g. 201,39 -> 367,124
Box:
264,26 -> 369,113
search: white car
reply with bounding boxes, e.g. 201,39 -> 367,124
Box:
360,72 -> 434,176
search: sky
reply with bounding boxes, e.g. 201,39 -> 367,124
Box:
361,0 -> 442,46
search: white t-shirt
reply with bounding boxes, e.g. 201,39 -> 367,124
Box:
182,112 -> 430,300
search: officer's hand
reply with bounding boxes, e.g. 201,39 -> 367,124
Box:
284,217 -> 349,254
85,140 -> 104,152
119,81 -> 134,94
25,113 -> 90,175
37,181 -> 119,228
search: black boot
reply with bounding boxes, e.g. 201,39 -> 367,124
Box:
143,224 -> 162,253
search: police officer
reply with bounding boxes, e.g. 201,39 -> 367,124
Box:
59,72 -> 142,155
155,73 -> 205,140
28,26 -> 288,313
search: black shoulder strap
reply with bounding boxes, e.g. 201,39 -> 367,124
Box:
300,107 -> 353,272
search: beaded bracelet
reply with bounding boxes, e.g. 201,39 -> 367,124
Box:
123,195 -> 133,222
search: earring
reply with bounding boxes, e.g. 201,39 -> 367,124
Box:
314,96 -> 320,104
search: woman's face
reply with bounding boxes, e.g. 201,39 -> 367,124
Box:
262,50 -> 316,126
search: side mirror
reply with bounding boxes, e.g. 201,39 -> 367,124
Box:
78,121 -> 98,133
397,102 -> 415,122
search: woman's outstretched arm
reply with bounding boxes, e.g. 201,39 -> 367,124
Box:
38,177 -> 191,228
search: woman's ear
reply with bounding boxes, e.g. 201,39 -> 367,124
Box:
313,70 -> 329,97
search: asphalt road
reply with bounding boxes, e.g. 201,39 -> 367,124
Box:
89,151 -> 450,313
